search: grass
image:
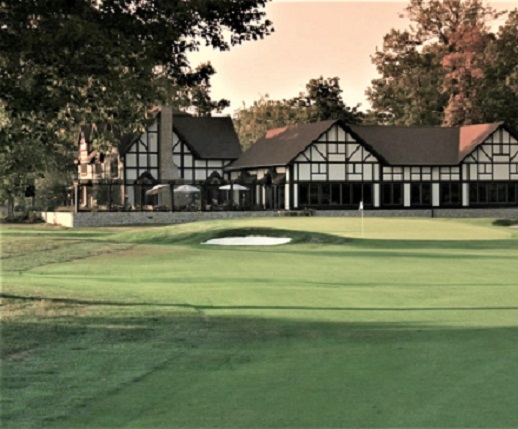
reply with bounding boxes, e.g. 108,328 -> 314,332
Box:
2,217 -> 518,428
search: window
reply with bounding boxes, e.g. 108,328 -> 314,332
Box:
382,183 -> 403,207
299,183 -> 310,206
309,183 -> 319,205
341,183 -> 372,207
411,183 -> 431,207
321,183 -> 331,205
440,183 -> 461,206
330,184 -> 341,205
470,182 -> 518,206
297,182 -> 373,208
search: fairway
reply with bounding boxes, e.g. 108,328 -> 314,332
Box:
2,217 -> 518,428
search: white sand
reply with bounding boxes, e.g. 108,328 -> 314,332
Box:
203,236 -> 292,246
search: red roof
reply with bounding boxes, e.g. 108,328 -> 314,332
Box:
459,122 -> 503,161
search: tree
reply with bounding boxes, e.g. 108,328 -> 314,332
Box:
0,0 -> 273,214
182,63 -> 230,117
234,95 -> 302,149
235,76 -> 363,149
479,10 -> 518,130
367,0 -> 511,126
295,77 -> 364,124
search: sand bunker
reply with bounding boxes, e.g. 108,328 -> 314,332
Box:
203,236 -> 292,246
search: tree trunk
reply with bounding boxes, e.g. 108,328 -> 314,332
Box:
7,197 -> 14,220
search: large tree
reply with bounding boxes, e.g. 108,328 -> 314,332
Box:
479,10 -> 518,128
367,0 -> 516,127
235,76 -> 363,149
0,0 -> 273,214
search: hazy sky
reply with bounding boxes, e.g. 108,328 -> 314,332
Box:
187,0 -> 516,116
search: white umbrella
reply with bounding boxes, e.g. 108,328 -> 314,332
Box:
145,184 -> 169,195
174,184 -> 200,193
219,184 -> 249,191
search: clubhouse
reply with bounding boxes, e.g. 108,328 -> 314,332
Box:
76,107 -> 518,211
227,120 -> 518,210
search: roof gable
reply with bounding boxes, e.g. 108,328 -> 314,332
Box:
458,122 -> 504,161
173,116 -> 241,160
227,120 -> 338,170
348,123 -> 505,166
348,125 -> 461,166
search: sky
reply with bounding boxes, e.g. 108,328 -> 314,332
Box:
187,0 -> 516,116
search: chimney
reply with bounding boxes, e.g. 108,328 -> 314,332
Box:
158,105 -> 178,180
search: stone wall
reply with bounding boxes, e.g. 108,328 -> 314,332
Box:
432,208 -> 518,218
41,211 -> 278,228
40,207 -> 518,228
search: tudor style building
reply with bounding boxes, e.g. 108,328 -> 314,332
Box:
226,120 -> 518,210
76,106 -> 241,210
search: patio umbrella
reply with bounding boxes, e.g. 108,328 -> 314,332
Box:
219,184 -> 249,191
174,184 -> 200,193
145,184 -> 169,195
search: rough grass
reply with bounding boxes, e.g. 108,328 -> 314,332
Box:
2,217 -> 518,428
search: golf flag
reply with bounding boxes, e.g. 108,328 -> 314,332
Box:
359,200 -> 364,211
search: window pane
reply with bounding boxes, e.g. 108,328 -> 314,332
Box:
440,183 -> 449,205
507,183 -> 516,203
489,183 -> 498,203
321,183 -> 331,205
422,183 -> 431,205
451,183 -> 461,204
469,183 -> 478,204
393,184 -> 403,205
330,184 -> 341,205
497,183 -> 506,202
363,184 -> 373,205
309,183 -> 319,205
411,184 -> 421,205
299,183 -> 309,206
382,184 -> 392,205
478,183 -> 487,203
352,183 -> 362,204
342,184 -> 351,205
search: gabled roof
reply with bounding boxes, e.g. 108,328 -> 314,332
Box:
228,120 -> 506,170
349,122 -> 503,165
349,125 -> 460,165
119,133 -> 140,156
226,120 -> 338,170
458,122 -> 503,160
173,116 -> 242,160
81,107 -> 195,157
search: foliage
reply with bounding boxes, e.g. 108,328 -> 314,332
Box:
234,95 -> 302,149
479,10 -> 518,129
367,0 -> 516,127
0,0 -> 273,212
33,169 -> 70,211
179,63 -> 231,117
235,77 -> 363,148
